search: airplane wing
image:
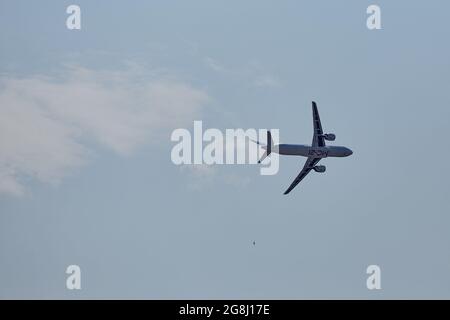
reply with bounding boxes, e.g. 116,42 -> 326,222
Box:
312,101 -> 325,147
283,157 -> 321,195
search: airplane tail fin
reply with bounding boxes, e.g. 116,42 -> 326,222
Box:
257,131 -> 273,163
267,131 -> 273,155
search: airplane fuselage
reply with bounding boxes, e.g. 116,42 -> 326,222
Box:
274,144 -> 353,158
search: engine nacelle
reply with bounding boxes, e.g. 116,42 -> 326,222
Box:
323,133 -> 336,141
313,165 -> 326,173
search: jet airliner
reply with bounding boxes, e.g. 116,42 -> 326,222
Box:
256,101 -> 353,194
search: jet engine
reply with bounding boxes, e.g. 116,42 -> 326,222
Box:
313,165 -> 326,173
323,133 -> 336,141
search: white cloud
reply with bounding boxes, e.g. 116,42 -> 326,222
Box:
179,164 -> 251,191
180,164 -> 217,190
223,173 -> 251,188
0,67 -> 210,196
204,56 -> 228,73
253,75 -> 281,88
204,56 -> 282,89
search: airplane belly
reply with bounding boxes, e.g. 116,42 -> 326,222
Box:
326,146 -> 349,157
307,148 -> 329,158
278,145 -> 310,156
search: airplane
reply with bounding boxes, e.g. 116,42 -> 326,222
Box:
256,101 -> 353,195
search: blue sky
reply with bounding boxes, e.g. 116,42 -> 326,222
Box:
1,0 -> 450,298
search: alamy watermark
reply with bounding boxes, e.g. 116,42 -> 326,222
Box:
367,5 -> 381,30
171,121 -> 279,175
66,5 -> 81,30
366,264 -> 382,290
66,265 -> 81,290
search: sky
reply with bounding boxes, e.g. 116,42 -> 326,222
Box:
1,0 -> 450,299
